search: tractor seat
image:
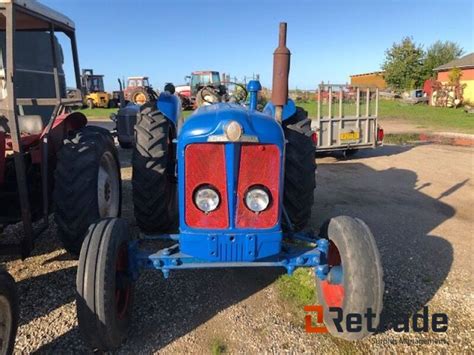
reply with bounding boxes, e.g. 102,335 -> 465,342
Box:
19,115 -> 44,135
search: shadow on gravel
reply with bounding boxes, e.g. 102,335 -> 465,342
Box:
312,161 -> 455,333
17,266 -> 76,327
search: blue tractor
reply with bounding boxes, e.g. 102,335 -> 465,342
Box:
75,23 -> 384,350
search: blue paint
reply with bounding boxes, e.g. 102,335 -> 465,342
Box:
128,239 -> 326,278
125,96 -> 329,279
263,98 -> 297,121
157,91 -> 181,126
247,80 -> 262,111
176,103 -> 286,261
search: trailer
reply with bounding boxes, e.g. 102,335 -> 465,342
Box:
311,84 -> 384,156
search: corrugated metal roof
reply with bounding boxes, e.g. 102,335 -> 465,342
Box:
434,53 -> 474,71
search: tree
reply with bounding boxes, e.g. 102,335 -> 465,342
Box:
382,37 -> 425,91
423,41 -> 464,78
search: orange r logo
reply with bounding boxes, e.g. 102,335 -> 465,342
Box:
304,305 -> 328,333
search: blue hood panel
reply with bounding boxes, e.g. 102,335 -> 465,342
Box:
180,103 -> 284,145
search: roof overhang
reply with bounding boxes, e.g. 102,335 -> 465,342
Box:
0,0 -> 75,32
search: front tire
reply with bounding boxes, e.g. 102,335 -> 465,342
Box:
283,107 -> 316,231
315,216 -> 384,340
76,218 -> 134,351
0,271 -> 18,355
132,102 -> 177,233
54,126 -> 122,255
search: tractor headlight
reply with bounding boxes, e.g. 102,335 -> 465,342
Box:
245,186 -> 271,212
194,185 -> 220,213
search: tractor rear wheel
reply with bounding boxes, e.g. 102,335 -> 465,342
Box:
129,88 -> 151,105
0,270 -> 18,355
132,102 -> 177,234
76,218 -> 134,351
54,126 -> 122,255
283,107 -> 316,231
315,216 -> 384,340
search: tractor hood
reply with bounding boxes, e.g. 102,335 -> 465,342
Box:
179,103 -> 284,145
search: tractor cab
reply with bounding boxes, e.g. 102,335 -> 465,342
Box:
190,70 -> 221,96
127,76 -> 150,88
82,69 -> 105,93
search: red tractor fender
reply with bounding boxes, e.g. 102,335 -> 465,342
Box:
42,111 -> 88,156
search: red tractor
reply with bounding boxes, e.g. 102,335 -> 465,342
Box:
0,2 -> 122,256
123,76 -> 157,105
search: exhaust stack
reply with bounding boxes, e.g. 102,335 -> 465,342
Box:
271,22 -> 290,122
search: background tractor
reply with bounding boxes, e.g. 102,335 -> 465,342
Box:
123,76 -> 157,105
0,0 -> 122,259
75,23 -> 384,351
80,68 -> 115,109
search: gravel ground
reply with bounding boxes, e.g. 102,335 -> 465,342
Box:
1,142 -> 473,353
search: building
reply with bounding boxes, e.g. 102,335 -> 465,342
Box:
350,71 -> 387,89
434,53 -> 474,104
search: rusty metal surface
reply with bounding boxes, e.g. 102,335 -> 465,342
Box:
271,22 -> 290,108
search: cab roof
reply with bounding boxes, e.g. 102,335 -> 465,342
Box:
0,0 -> 75,31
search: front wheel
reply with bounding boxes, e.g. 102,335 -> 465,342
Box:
76,218 -> 134,351
315,216 -> 384,340
0,271 -> 19,355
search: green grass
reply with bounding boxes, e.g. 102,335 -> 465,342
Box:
210,338 -> 227,355
76,108 -> 117,119
276,268 -> 316,308
383,133 -> 422,145
298,100 -> 474,133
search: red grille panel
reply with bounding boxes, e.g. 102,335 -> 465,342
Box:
236,144 -> 280,228
185,144 -> 229,228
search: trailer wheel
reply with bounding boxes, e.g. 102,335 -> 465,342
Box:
132,102 -> 177,233
76,218 -> 134,351
0,270 -> 18,355
315,216 -> 384,340
54,126 -> 122,255
283,107 -> 316,231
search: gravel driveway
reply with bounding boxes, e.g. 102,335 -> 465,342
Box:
1,142 -> 473,353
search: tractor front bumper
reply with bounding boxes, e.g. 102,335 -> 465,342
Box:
128,232 -> 329,280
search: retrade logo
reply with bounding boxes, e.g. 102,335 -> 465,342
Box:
304,306 -> 448,333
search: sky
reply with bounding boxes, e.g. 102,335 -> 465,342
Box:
42,0 -> 473,91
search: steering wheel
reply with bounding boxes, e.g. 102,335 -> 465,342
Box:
227,83 -> 248,104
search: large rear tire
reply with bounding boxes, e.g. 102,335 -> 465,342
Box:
315,216 -> 384,340
283,107 -> 316,231
132,102 -> 177,234
129,88 -> 151,105
0,270 -> 18,355
54,126 -> 122,255
76,218 -> 134,351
